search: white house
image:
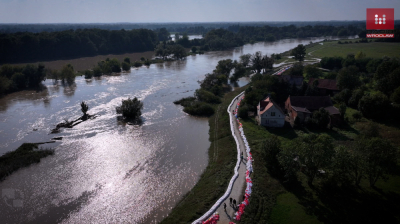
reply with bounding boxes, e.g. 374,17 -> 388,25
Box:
257,97 -> 285,127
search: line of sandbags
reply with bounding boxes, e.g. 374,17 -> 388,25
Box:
192,91 -> 245,224
233,95 -> 254,222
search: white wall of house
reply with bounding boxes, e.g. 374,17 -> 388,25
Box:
259,104 -> 285,127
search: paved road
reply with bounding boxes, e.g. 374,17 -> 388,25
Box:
214,93 -> 248,224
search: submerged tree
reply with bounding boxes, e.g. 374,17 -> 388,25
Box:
116,97 -> 143,120
81,101 -> 89,117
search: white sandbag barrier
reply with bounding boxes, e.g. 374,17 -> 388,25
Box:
192,91 -> 254,224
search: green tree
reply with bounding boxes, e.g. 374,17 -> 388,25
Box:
348,88 -> 364,108
124,57 -> 131,64
108,58 -> 121,73
298,134 -> 335,185
93,66 -> 102,77
291,44 -> 306,62
215,59 -> 234,76
304,64 -> 322,79
11,72 -> 26,89
191,46 -> 197,53
374,59 -> 400,95
312,108 -> 330,129
194,89 -> 221,104
336,65 -> 361,90
116,97 -> 143,120
286,62 -> 304,77
364,138 -> 398,187
84,70 -> 93,79
358,92 -> 390,119
261,55 -> 274,73
171,44 -> 186,60
80,101 -> 89,117
278,143 -> 300,183
239,53 -> 252,67
122,62 -> 131,71
251,51 -> 263,73
261,136 -> 282,176
60,64 -> 75,85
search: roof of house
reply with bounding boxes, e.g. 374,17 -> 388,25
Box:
258,97 -> 285,115
288,96 -> 340,115
278,75 -> 304,87
308,78 -> 339,91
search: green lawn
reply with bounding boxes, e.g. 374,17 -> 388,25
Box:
307,40 -> 400,58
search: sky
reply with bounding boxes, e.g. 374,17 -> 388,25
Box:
0,0 -> 400,23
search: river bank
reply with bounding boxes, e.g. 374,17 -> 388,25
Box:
161,86 -> 246,224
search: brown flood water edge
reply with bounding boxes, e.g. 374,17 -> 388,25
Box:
13,51 -> 155,71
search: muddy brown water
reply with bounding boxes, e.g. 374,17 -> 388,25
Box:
0,36 -> 351,224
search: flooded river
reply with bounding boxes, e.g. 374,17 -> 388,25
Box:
0,36 -> 349,224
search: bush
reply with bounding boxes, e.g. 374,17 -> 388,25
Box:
173,97 -> 196,107
195,89 -> 221,104
144,60 -> 151,66
116,97 -> 143,120
93,66 -> 102,77
133,61 -> 142,68
183,101 -> 214,116
124,57 -> 131,64
84,70 -> 93,79
358,92 -> 390,119
122,62 -> 131,71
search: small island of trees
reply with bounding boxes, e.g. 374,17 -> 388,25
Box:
116,97 -> 143,121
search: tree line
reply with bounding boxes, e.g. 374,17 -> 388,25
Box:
1,24 -> 365,64
0,28 -> 162,63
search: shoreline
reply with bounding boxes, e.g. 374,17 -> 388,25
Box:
160,86 -> 247,224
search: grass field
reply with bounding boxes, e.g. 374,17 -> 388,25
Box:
160,86 -> 246,224
238,107 -> 400,224
307,39 -> 400,59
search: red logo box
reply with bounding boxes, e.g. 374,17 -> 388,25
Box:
366,8 -> 394,30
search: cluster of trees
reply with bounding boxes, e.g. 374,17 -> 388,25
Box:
0,28 -> 159,63
174,58 -> 251,116
116,97 -> 143,120
0,63 -> 46,95
326,53 -> 400,120
263,131 -> 398,187
155,42 -> 187,60
164,24 -> 362,53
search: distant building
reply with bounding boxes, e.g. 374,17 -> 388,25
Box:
277,75 -> 304,89
285,96 -> 341,125
308,78 -> 339,96
257,97 -> 285,127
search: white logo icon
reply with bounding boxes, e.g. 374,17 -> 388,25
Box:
2,188 -> 24,207
375,14 -> 386,25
